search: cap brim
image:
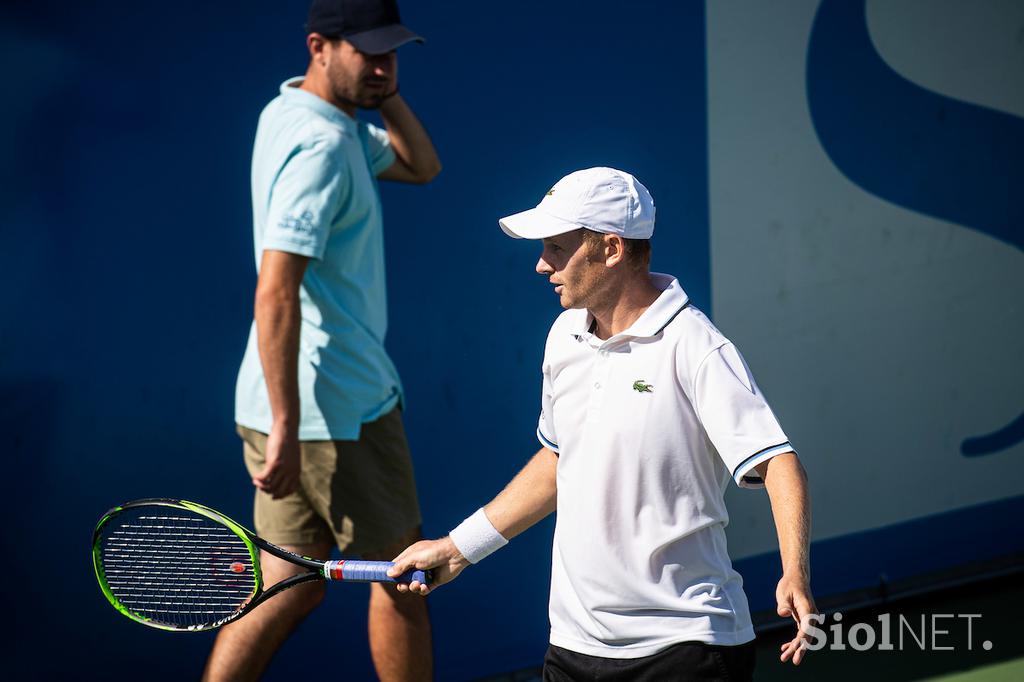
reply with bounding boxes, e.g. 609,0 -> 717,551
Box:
498,208 -> 583,240
346,25 -> 424,55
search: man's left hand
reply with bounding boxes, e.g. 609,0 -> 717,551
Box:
775,574 -> 818,665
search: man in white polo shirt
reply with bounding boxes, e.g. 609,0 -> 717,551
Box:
390,168 -> 817,680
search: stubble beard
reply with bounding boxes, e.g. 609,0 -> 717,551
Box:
330,83 -> 384,111
339,85 -> 388,109
327,62 -> 386,111
577,265 -> 618,315
557,236 -> 611,310
562,268 -> 605,311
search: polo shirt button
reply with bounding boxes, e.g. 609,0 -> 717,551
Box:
594,382 -> 601,389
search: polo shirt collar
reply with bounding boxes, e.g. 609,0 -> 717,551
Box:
625,273 -> 690,337
570,273 -> 690,343
279,77 -> 357,130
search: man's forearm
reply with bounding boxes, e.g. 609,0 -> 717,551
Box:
763,453 -> 811,578
762,453 -> 818,664
254,286 -> 302,430
380,94 -> 441,182
483,447 -> 558,540
388,447 -> 557,591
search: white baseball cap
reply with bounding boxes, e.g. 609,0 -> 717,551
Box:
499,167 -> 656,240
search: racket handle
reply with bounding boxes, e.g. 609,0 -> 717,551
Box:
324,560 -> 432,585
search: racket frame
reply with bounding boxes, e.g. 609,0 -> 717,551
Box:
93,498 -> 329,632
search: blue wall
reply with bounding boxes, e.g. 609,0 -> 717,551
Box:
2,1 -> 709,679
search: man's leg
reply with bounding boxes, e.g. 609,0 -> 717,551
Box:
202,541 -> 333,682
362,527 -> 433,682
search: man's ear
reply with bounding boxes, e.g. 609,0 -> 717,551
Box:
604,234 -> 626,268
307,33 -> 329,67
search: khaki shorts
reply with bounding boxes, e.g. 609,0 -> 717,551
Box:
238,408 -> 422,556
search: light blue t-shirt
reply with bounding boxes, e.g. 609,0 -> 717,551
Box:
235,77 -> 401,440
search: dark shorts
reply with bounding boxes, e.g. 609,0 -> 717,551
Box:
542,640 -> 756,682
238,408 -> 422,556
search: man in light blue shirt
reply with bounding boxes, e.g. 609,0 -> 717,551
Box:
205,1 -> 441,680
235,78 -> 404,440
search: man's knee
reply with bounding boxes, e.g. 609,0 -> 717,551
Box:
261,543 -> 331,616
369,580 -> 430,620
363,526 -> 424,563
289,580 -> 328,615
363,526 -> 430,618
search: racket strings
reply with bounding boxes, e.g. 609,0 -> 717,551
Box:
98,511 -> 257,629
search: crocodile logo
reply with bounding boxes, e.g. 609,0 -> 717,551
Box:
632,380 -> 653,393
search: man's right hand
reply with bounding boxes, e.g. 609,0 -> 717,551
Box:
388,537 -> 470,595
252,423 -> 301,499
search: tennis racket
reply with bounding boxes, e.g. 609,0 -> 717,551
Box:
92,498 -> 431,632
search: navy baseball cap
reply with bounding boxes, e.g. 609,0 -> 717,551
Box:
307,0 -> 424,55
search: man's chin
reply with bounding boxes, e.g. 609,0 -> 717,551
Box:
357,89 -> 395,110
359,96 -> 386,110
559,295 -> 583,310
331,90 -> 387,111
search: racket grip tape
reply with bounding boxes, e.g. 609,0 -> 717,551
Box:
324,559 -> 432,585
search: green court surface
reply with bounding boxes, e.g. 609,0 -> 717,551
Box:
926,659 -> 1024,682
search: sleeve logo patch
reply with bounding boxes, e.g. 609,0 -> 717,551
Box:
278,210 -> 316,235
632,380 -> 654,393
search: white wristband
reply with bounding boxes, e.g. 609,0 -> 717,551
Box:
449,508 -> 508,564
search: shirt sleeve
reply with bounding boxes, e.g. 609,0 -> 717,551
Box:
536,362 -> 560,454
693,342 -> 795,488
362,122 -> 396,176
263,138 -> 347,260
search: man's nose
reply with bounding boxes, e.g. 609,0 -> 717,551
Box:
372,53 -> 396,74
536,257 -> 553,275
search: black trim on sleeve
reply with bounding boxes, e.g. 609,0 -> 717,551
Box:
731,441 -> 791,478
537,429 -> 560,455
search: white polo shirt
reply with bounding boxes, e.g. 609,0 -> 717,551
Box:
538,273 -> 795,658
